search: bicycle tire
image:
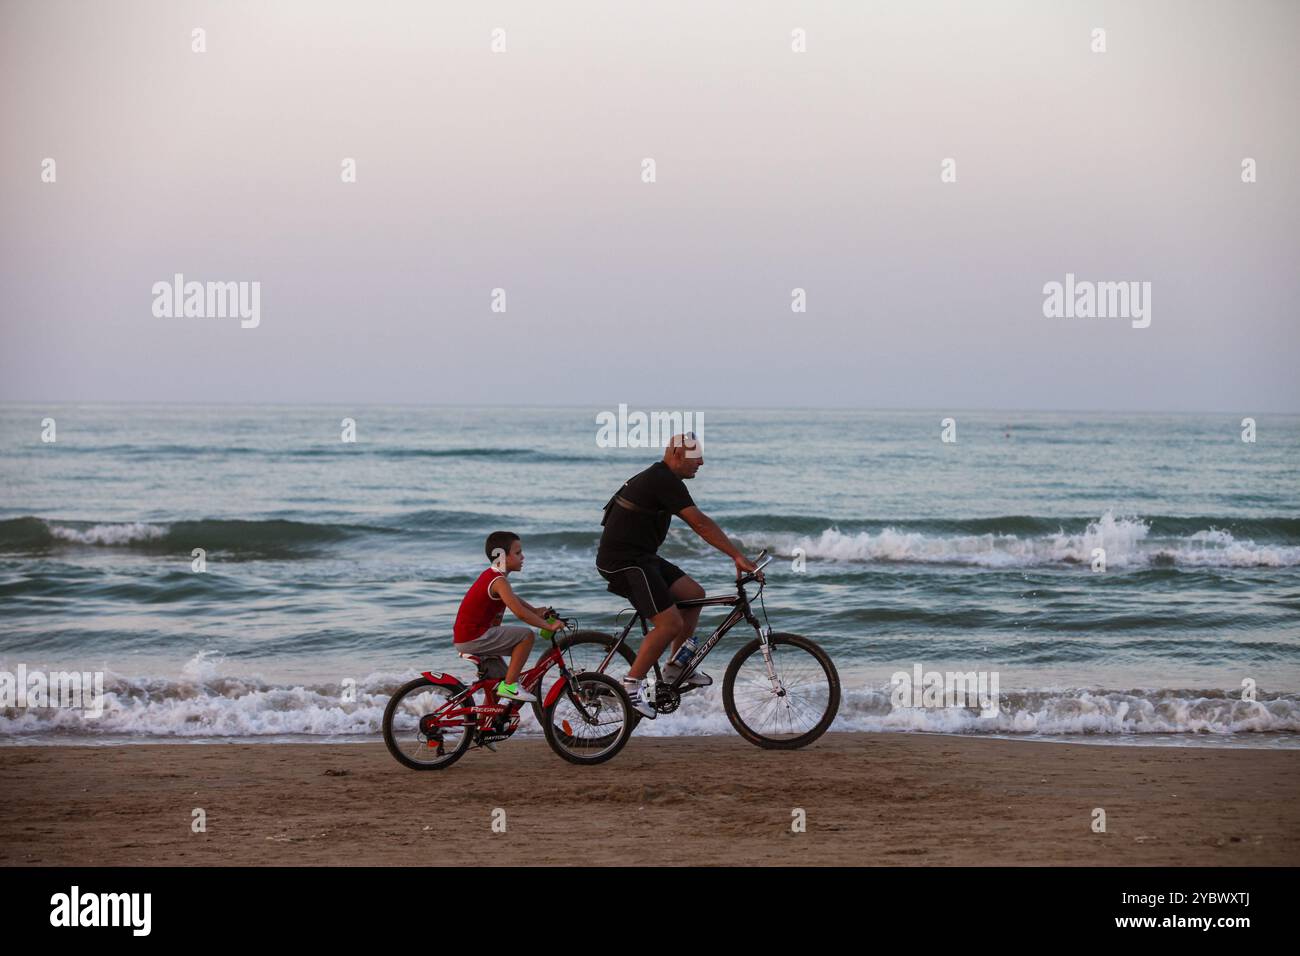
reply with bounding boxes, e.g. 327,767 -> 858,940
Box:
722,632 -> 840,749
541,671 -> 635,766
531,630 -> 637,727
383,676 -> 475,771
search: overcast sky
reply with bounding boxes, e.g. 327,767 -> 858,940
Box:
1,0 -> 1297,412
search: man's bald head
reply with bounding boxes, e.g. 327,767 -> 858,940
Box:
663,432 -> 703,477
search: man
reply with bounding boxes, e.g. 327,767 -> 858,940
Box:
596,432 -> 760,718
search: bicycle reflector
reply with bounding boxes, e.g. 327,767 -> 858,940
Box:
562,720 -> 573,736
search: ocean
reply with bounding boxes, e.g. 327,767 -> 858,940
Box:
2,404 -> 1297,746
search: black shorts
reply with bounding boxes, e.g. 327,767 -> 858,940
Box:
596,556 -> 687,619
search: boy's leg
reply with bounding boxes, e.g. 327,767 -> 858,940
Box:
459,626 -> 534,685
503,632 -> 534,684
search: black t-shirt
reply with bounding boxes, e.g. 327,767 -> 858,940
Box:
596,461 -> 696,564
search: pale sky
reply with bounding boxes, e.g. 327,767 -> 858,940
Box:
2,0 -> 1297,412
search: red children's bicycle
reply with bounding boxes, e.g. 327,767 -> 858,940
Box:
382,620 -> 635,769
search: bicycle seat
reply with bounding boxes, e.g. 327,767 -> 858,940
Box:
459,653 -> 508,681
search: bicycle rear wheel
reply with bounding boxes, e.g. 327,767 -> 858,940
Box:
722,632 -> 840,749
383,677 -> 474,770
542,672 -> 635,765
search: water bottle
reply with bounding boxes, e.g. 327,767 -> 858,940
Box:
540,616 -> 559,640
669,636 -> 698,669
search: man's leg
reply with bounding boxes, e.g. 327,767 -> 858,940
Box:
628,606 -> 683,680
603,561 -> 684,681
666,575 -> 705,654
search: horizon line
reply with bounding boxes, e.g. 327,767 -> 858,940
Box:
0,399 -> 1297,417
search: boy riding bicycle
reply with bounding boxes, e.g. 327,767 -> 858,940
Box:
453,531 -> 565,703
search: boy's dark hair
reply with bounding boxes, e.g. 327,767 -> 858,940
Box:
484,531 -> 520,563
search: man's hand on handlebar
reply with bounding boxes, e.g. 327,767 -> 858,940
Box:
734,554 -> 765,583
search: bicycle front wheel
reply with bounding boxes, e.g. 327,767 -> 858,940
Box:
722,632 -> 840,749
542,672 -> 635,765
531,630 -> 637,728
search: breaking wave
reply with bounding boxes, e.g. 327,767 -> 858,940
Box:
749,511 -> 1300,569
2,656 -> 1295,742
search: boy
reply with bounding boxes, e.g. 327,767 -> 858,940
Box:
453,531 -> 563,702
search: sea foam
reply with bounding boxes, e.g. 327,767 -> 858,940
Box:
2,668 -> 1296,742
757,511 -> 1300,569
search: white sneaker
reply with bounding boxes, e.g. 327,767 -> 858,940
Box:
495,681 -> 537,703
621,678 -> 657,719
662,662 -> 712,688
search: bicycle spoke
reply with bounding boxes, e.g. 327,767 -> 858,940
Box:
730,641 -> 833,740
547,677 -> 629,758
537,636 -> 632,706
388,685 -> 471,766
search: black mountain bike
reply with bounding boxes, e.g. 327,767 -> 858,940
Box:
532,551 -> 840,749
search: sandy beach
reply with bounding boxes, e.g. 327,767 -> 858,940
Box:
1,733 -> 1297,866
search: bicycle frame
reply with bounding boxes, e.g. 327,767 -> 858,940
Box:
594,566 -> 773,693
421,639 -> 575,741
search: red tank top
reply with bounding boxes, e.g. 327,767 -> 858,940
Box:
453,567 -> 506,643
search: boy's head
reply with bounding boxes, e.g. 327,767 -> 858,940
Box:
485,531 -> 523,573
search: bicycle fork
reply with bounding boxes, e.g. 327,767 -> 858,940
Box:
757,626 -> 788,699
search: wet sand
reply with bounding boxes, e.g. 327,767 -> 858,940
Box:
2,733 -> 1297,866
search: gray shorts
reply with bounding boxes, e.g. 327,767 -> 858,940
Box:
455,624 -> 533,658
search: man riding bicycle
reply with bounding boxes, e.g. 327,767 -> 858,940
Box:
596,432 -> 761,718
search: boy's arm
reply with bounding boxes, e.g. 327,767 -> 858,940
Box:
512,592 -> 549,617
512,591 -> 558,620
492,580 -> 542,617
490,577 -> 557,631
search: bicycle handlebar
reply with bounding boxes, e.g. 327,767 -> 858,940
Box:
736,549 -> 772,586
541,615 -> 574,637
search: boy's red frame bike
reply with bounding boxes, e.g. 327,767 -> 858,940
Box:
382,622 -> 635,769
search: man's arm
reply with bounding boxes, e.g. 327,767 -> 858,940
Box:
489,577 -> 558,630
678,505 -> 758,575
